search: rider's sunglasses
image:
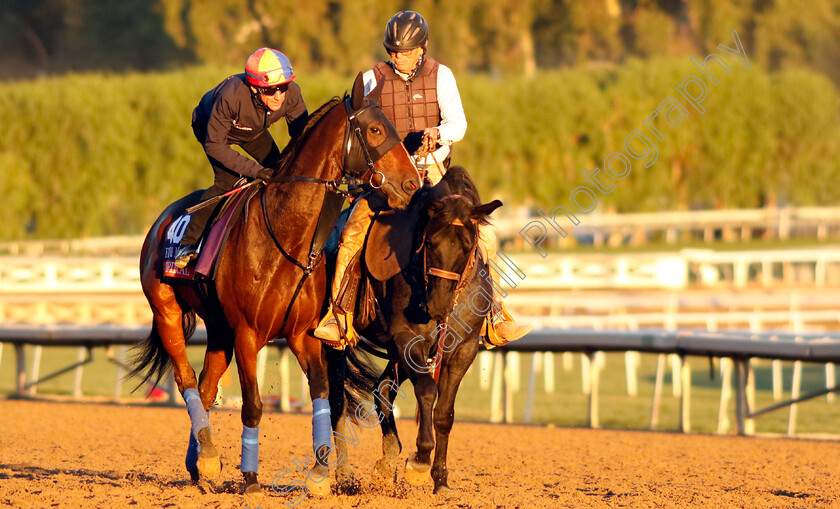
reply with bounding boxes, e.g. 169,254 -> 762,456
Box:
256,83 -> 289,96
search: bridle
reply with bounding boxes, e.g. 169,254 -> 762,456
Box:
417,215 -> 480,381
421,217 -> 480,296
260,98 -> 398,196
260,97 -> 405,335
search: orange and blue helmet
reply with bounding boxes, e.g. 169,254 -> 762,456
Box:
245,48 -> 296,87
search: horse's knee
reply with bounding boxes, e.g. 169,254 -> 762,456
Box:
242,398 -> 263,428
433,409 -> 454,435
414,377 -> 437,405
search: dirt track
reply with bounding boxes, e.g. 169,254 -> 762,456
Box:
1,400 -> 839,508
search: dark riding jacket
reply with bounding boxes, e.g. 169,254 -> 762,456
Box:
192,73 -> 308,178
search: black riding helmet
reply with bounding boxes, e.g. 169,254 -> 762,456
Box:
383,11 -> 428,52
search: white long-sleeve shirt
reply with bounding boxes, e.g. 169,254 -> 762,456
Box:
361,61 -> 467,166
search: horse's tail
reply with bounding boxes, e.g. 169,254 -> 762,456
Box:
342,347 -> 382,424
126,310 -> 197,392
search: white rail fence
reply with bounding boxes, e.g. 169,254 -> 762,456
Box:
3,325 -> 840,438
4,207 -> 840,256
498,206 -> 840,249
3,247 -> 840,298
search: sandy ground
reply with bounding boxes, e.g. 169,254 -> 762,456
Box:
1,400 -> 839,508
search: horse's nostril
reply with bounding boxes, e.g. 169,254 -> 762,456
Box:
403,180 -> 418,193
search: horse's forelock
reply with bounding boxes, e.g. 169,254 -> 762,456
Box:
426,195 -> 476,246
440,166 -> 480,204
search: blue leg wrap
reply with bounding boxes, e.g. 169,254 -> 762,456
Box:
185,430 -> 199,471
241,425 -> 259,473
312,398 -> 332,454
184,388 -> 210,439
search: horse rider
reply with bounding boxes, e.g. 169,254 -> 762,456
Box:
314,10 -> 532,347
174,48 -> 309,269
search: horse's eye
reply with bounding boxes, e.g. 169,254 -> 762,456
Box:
370,126 -> 381,135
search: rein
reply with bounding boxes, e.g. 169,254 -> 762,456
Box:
258,99 -> 397,336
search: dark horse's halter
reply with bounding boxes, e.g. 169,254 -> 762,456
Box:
419,217 -> 480,381
260,98 -> 405,336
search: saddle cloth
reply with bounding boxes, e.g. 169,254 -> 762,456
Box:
162,187 -> 257,284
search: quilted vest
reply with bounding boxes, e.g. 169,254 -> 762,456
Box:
371,58 -> 441,154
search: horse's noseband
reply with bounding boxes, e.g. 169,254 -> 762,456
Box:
423,218 -> 479,295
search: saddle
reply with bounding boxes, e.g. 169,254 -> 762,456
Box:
162,184 -> 261,284
358,199 -> 506,349
332,196 -> 497,344
364,206 -> 422,282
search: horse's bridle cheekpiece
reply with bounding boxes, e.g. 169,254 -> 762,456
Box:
419,216 -> 480,382
343,98 -> 402,190
260,98 -> 404,335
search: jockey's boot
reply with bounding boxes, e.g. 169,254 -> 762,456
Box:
314,309 -> 356,348
174,244 -> 198,269
314,241 -> 359,347
315,200 -> 375,346
314,202 -> 372,346
486,301 -> 532,348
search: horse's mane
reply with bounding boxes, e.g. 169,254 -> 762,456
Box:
274,95 -> 346,174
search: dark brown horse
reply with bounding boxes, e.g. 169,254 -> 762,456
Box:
129,95 -> 421,495
327,167 -> 501,494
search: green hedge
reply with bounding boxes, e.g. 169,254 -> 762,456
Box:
1,60 -> 838,240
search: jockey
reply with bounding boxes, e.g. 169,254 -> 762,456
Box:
314,11 -> 532,347
174,48 -> 309,269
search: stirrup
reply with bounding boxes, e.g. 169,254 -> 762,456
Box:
313,311 -> 357,348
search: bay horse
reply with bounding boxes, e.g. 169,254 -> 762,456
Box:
128,94 -> 421,495
327,166 -> 502,494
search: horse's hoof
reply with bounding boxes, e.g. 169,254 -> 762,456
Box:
191,476 -> 213,494
434,483 -> 453,494
196,446 -> 221,479
374,458 -> 396,484
243,471 -> 262,496
244,483 -> 263,496
196,428 -> 221,479
335,468 -> 359,495
403,458 -> 431,487
306,473 -> 331,497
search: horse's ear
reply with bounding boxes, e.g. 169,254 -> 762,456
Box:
471,199 -> 503,218
351,72 -> 365,110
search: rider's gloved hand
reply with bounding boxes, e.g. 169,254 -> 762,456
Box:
256,167 -> 274,181
421,127 -> 440,153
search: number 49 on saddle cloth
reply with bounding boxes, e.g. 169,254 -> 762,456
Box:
161,189 -> 253,284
